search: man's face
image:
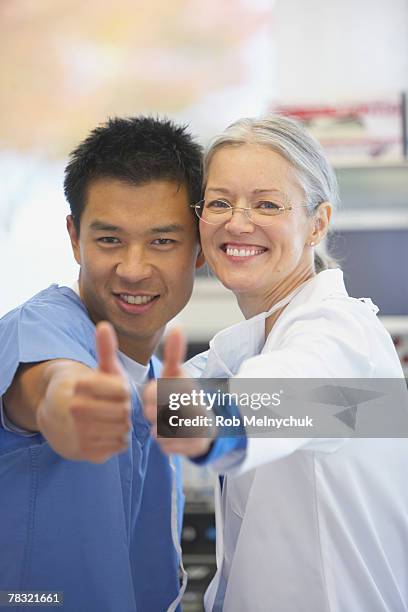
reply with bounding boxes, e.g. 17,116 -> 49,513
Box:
67,178 -> 204,363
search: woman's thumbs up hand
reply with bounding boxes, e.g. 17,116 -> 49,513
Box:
143,328 -> 214,458
161,328 -> 187,378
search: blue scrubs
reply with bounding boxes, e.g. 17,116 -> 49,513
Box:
0,285 -> 183,612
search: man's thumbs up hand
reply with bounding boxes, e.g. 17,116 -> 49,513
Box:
96,321 -> 125,376
68,321 -> 131,463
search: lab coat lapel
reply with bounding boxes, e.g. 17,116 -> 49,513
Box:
202,316 -> 266,377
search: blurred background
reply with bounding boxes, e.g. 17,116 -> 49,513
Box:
1,1 -> 408,608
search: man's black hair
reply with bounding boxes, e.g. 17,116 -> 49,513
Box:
64,116 -> 203,232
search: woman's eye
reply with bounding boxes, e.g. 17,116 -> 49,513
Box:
257,201 -> 281,211
97,237 -> 120,244
207,199 -> 231,210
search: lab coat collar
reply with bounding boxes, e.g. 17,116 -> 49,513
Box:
283,268 -> 347,309
204,269 -> 348,377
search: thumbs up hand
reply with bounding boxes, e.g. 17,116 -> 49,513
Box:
143,328 -> 214,458
36,321 -> 131,463
161,327 -> 187,378
96,321 -> 125,376
66,321 -> 131,463
143,328 -> 186,437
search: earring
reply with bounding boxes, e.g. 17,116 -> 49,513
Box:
309,241 -> 315,247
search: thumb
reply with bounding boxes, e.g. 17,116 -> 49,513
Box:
96,321 -> 123,375
143,380 -> 158,429
162,328 -> 186,378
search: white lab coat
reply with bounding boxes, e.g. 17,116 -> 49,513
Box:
185,270 -> 408,612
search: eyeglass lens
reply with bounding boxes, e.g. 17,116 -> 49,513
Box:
196,199 -> 286,226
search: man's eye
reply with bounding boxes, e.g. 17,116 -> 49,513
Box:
97,237 -> 120,244
152,238 -> 176,246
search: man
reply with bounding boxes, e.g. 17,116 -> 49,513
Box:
0,116 -> 204,611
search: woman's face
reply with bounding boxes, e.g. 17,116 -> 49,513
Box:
200,143 -> 316,304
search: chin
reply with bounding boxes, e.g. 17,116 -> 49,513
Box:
218,274 -> 255,294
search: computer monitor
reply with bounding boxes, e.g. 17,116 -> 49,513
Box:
327,218 -> 408,316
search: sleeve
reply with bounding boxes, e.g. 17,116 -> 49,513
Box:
183,350 -> 210,377
191,436 -> 247,470
238,301 -> 373,379
209,301 -> 374,475
0,397 -> 37,436
190,397 -> 247,470
0,297 -> 97,433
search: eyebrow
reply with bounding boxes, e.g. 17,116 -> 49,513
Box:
89,220 -> 185,234
206,187 -> 287,196
148,224 -> 185,234
89,221 -> 122,232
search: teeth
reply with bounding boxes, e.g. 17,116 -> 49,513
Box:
225,247 -> 265,258
121,294 -> 155,305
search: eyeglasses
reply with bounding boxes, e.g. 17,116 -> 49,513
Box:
190,199 -> 311,227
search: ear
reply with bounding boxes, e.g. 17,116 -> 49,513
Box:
195,245 -> 206,270
309,202 -> 332,245
66,215 -> 81,265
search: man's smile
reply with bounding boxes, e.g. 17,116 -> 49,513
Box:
113,292 -> 160,314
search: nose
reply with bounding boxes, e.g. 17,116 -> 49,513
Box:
224,207 -> 255,235
115,246 -> 153,283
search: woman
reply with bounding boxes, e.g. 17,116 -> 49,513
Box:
144,116 -> 407,612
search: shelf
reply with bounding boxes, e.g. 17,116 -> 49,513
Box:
331,210 -> 408,230
379,316 -> 408,334
333,159 -> 408,170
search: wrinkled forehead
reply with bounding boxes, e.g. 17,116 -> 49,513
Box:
204,143 -> 304,201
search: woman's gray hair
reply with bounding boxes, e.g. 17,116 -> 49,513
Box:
204,115 -> 339,273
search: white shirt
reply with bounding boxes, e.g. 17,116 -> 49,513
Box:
185,269 -> 408,612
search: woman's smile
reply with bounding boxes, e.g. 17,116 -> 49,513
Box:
220,242 -> 268,261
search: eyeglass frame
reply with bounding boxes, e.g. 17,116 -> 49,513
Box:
190,198 -> 314,227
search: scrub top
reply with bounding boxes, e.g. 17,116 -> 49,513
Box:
0,285 -> 184,612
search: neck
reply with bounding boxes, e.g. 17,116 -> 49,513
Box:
236,266 -> 315,333
116,332 -> 162,365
